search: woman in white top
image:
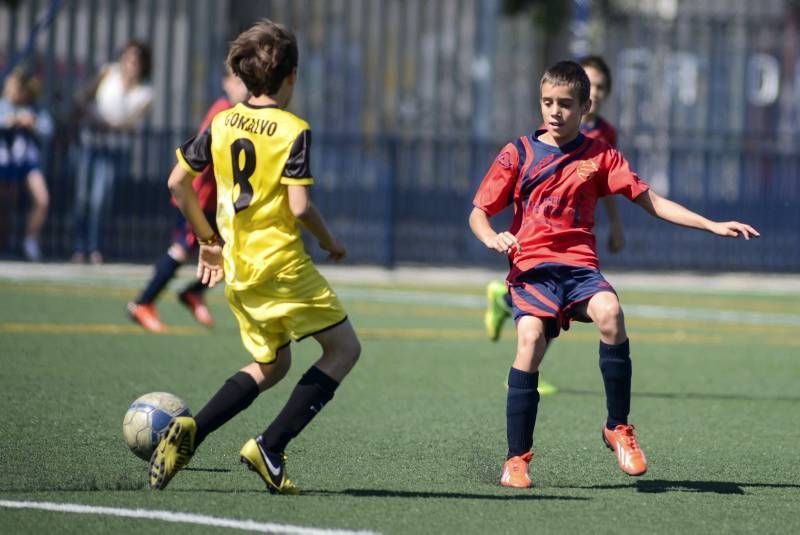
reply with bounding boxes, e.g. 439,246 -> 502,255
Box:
71,40 -> 153,264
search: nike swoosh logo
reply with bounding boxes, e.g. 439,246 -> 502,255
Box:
257,441 -> 282,477
265,456 -> 282,477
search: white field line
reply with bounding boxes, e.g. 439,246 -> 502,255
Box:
0,500 -> 378,535
336,288 -> 800,326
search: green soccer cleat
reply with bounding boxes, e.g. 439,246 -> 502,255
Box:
148,416 -> 196,490
485,280 -> 512,341
503,378 -> 559,396
240,436 -> 299,495
537,379 -> 558,396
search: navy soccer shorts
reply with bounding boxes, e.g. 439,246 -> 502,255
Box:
509,262 -> 616,339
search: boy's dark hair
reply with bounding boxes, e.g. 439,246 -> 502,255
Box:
226,19 -> 298,97
123,40 -> 152,81
540,60 -> 590,104
580,55 -> 612,93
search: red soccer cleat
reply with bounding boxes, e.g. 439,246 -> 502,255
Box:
603,424 -> 648,476
127,302 -> 166,333
179,291 -> 214,328
500,451 -> 534,488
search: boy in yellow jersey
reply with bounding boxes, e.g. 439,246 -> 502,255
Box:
147,19 -> 361,494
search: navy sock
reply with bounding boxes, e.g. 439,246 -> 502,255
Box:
503,291 -> 513,310
194,371 -> 260,447
599,339 -> 632,429
261,366 -> 339,453
181,279 -> 207,297
506,367 -> 540,458
137,253 -> 180,304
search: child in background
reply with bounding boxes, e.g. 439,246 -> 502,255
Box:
127,70 -> 248,332
0,68 -> 52,261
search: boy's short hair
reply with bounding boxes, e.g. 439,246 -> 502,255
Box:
226,19 -> 298,97
540,60 -> 590,104
580,55 -> 612,93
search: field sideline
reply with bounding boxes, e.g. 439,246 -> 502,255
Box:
1,262 -> 799,534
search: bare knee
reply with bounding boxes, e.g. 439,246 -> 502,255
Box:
35,187 -> 49,210
514,318 -> 547,372
593,301 -> 625,342
27,171 -> 49,209
242,348 -> 292,392
329,334 -> 361,367
168,243 -> 188,263
317,331 -> 361,382
316,320 -> 361,368
517,328 -> 545,356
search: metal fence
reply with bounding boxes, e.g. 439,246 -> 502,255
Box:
600,0 -> 800,271
0,0 -> 228,260
1,0 -> 798,271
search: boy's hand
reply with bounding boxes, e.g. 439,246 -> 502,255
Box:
485,232 -> 521,254
197,243 -> 224,287
321,237 -> 346,262
607,222 -> 625,253
708,221 -> 760,240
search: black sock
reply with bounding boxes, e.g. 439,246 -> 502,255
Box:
194,371 -> 260,447
137,253 -> 180,304
181,279 -> 206,297
599,339 -> 631,429
261,366 -> 339,453
506,367 -> 540,458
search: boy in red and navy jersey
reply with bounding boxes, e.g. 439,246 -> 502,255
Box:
127,72 -> 248,332
469,60 -> 759,489
482,58 -> 623,401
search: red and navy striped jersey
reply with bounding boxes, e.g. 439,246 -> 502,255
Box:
473,130 -> 648,274
580,116 -> 617,148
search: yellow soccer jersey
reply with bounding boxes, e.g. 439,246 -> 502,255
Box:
176,102 -> 315,290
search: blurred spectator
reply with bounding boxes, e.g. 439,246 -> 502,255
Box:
70,40 -> 153,264
0,67 -> 53,261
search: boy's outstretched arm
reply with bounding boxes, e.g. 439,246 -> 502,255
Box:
469,207 -> 521,254
287,184 -> 346,262
167,164 -> 224,287
601,196 -> 625,253
634,189 -> 760,239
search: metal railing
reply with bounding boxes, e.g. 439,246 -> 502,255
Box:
1,0 -> 797,271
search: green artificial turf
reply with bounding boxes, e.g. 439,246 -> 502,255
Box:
1,275 -> 799,534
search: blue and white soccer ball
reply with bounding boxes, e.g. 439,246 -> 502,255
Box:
122,392 -> 191,461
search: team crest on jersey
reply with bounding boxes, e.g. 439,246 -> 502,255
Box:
496,150 -> 513,169
577,160 -> 599,180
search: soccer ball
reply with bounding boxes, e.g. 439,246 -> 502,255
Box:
122,392 -> 191,461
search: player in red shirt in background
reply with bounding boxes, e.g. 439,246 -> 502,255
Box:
484,56 -> 623,397
127,70 -> 248,332
469,60 -> 758,489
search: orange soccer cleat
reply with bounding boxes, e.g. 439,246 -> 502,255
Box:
127,302 -> 166,332
500,451 -> 534,488
602,424 -> 648,476
179,291 -> 215,328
